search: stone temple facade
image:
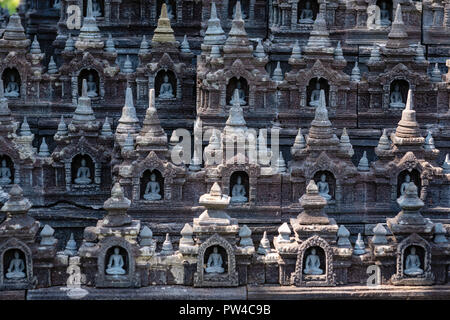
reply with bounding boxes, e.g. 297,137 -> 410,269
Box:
0,0 -> 448,297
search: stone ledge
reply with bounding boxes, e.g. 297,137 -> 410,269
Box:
20,284 -> 450,300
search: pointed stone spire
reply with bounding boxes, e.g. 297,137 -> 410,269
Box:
179,223 -> 195,246
357,151 -> 370,171
339,128 -> 354,157
253,39 -> 266,59
210,45 -> 221,58
152,4 -> 176,43
431,63 -> 442,82
40,225 -> 57,246
334,41 -> 345,61
307,90 -> 339,148
392,90 -> 424,145
275,151 -> 286,173
122,55 -> 133,74
139,35 -> 150,55
305,10 -> 331,51
257,231 -> 271,255
393,182 -> 426,225
443,154 -> 450,174
291,128 -> 306,155
122,132 -> 135,151
63,233 -> 78,256
105,33 -> 116,53
161,233 -> 174,255
181,35 -> 191,53
272,62 -> 283,81
368,44 -> 381,63
102,183 -> 132,227
30,35 -> 41,54
277,223 -> 291,243
20,116 -> 32,136
139,226 -> 154,246
100,117 -> 113,137
290,40 -> 302,60
415,42 -> 426,63
376,129 -> 391,150
189,148 -> 202,171
434,223 -> 448,244
64,34 -> 75,52
116,87 -> 140,137
224,1 -> 252,52
47,56 -> 58,74
239,225 -> 253,247
353,233 -> 366,255
372,224 -> 388,245
136,89 -> 168,151
297,180 -> 330,224
386,4 -> 408,49
0,185 -> 36,231
203,1 -> 226,47
351,61 -> 361,82
38,138 -> 50,157
3,13 -> 27,41
337,225 -> 351,248
424,130 -> 435,150
55,115 -> 68,137
71,79 -> 96,125
76,0 -> 104,50
224,89 -> 247,136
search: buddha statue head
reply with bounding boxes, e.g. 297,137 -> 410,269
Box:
321,173 -> 326,182
81,159 -> 87,167
405,174 -> 410,183
151,173 -> 156,182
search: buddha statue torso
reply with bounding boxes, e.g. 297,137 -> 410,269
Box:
106,249 -> 126,275
0,161 -> 12,185
390,86 -> 405,108
6,253 -> 25,279
309,83 -> 321,107
299,2 -> 314,24
74,160 -> 92,185
92,0 -> 102,17
404,248 -> 423,276
231,177 -> 247,203
400,175 -> 413,197
205,248 -> 224,274
144,174 -> 162,201
86,76 -> 98,97
317,175 -> 331,200
379,3 -> 391,25
304,250 -> 323,275
5,76 -> 19,98
159,76 -> 174,99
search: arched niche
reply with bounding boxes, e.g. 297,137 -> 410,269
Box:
71,154 -> 95,186
302,246 -> 326,275
3,249 -> 27,280
0,155 -> 14,186
2,68 -> 21,98
204,245 -> 228,274
402,245 -> 425,276
298,0 -> 318,24
228,0 -> 249,19
230,171 -> 249,203
377,0 -> 393,25
155,70 -> 177,100
397,169 -> 421,199
104,246 -> 129,275
307,77 -> 329,108
389,79 -> 409,109
157,0 -> 177,21
140,169 -> 164,201
314,170 -> 335,201
83,0 -> 104,17
78,69 -> 100,98
226,77 -> 249,106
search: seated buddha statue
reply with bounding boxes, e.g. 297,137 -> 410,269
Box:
390,84 -> 405,109
299,1 -> 314,24
317,174 -> 332,201
309,82 -> 322,108
205,247 -> 225,274
404,247 -> 424,276
0,159 -> 12,185
5,251 -> 26,279
231,175 -> 247,203
143,173 -> 162,201
86,74 -> 98,98
159,75 -> 174,99
105,247 -> 126,275
303,248 -> 323,275
74,159 -> 92,185
5,74 -> 20,98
